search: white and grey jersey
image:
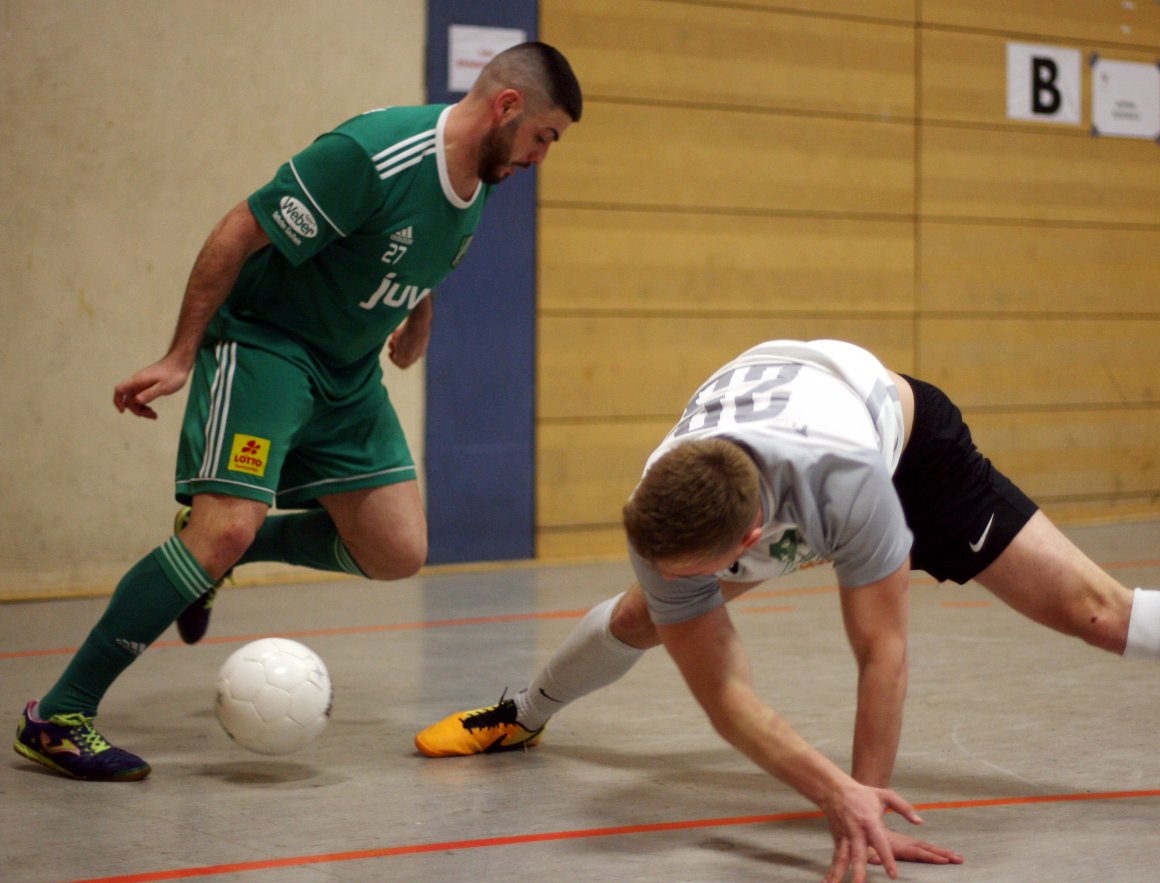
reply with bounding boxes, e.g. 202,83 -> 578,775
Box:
631,340 -> 914,626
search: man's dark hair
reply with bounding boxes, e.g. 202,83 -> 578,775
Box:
477,41 -> 583,122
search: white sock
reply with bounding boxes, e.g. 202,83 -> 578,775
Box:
1124,588 -> 1160,658
513,592 -> 647,729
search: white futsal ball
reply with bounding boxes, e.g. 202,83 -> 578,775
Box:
215,638 -> 333,755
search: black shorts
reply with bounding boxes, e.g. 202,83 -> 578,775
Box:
892,376 -> 1038,584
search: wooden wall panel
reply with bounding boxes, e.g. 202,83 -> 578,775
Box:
920,223 -> 1160,314
541,103 -> 914,215
537,408 -> 1160,558
922,0 -> 1160,47
536,525 -> 627,560
535,0 -> 1160,560
921,126 -> 1160,224
540,209 -> 914,315
676,0 -> 916,22
920,319 -> 1160,407
538,316 -> 914,420
544,0 -> 914,117
921,30 -> 1010,125
969,409 -> 1160,501
923,30 -> 1160,127
537,419 -> 670,528
1036,497 -> 1160,526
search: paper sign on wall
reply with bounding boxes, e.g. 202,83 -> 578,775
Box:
1007,42 -> 1082,125
448,25 -> 527,93
1092,57 -> 1160,140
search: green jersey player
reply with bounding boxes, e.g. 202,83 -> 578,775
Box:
14,42 -> 581,782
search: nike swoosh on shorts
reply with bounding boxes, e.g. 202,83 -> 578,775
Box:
969,514 -> 996,553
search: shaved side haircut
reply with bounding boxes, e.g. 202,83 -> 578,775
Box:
473,41 -> 583,121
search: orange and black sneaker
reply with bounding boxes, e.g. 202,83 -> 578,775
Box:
13,701 -> 151,781
415,697 -> 545,757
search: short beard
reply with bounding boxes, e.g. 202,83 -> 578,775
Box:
478,116 -> 521,185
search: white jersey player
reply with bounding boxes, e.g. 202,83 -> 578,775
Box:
634,340 -> 912,626
419,339 -> 1160,883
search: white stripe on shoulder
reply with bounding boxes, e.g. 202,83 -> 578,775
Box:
372,128 -> 436,162
289,157 -> 347,237
375,136 -> 436,175
379,146 -> 437,180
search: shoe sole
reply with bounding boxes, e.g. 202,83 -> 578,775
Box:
414,729 -> 543,758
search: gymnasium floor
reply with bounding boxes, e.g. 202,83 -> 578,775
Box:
5,519 -> 1160,883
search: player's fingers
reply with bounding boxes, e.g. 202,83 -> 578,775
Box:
865,827 -> 898,880
114,391 -> 147,416
132,381 -> 165,407
115,387 -> 158,419
881,789 -> 922,826
911,841 -> 964,864
824,838 -> 850,883
113,381 -> 138,412
870,847 -> 942,868
849,832 -> 871,883
125,395 -> 159,419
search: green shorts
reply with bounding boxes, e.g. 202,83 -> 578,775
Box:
176,341 -> 416,508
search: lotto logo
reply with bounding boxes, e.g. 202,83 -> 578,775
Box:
229,434 -> 271,477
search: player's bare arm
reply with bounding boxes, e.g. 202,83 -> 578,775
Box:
113,201 -> 270,419
655,604 -> 922,883
387,294 -> 433,369
841,561 -> 912,789
840,562 -> 964,868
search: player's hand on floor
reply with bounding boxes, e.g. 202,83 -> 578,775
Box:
822,783 -> 921,883
869,829 -> 964,867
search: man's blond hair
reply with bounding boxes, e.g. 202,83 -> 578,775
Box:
623,439 -> 761,565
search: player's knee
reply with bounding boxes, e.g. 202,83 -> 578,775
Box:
1066,587 -> 1131,653
610,590 -> 661,649
359,536 -> 427,581
201,521 -> 258,574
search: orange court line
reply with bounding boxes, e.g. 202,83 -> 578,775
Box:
1105,558 -> 1160,571
65,788 -> 1160,883
940,600 -> 993,608
3,553 -> 1157,662
0,609 -> 592,661
744,585 -> 837,599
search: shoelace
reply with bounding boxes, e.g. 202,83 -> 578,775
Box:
50,713 -> 111,754
462,696 -> 517,732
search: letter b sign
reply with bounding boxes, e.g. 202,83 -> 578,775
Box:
1007,42 -> 1081,124
1031,58 -> 1061,114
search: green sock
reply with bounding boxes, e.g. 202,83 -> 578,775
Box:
240,511 -> 366,576
39,538 -> 215,718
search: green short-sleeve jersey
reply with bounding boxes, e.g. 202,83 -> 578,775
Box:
207,104 -> 491,386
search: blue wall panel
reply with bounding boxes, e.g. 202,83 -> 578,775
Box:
424,1 -> 538,563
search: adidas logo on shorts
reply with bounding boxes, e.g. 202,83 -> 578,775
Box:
390,227 -> 414,246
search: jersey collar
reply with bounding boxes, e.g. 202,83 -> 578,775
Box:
436,105 -> 483,209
